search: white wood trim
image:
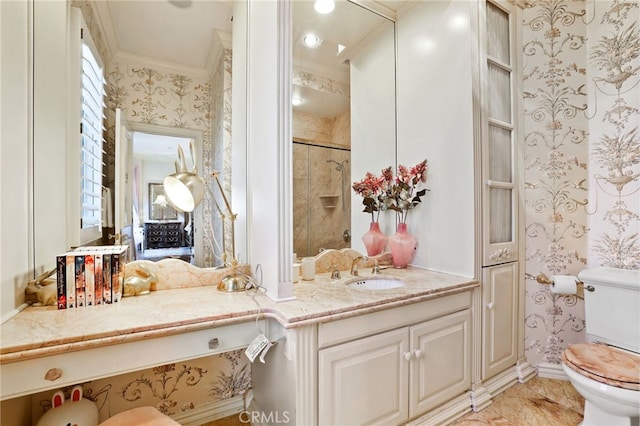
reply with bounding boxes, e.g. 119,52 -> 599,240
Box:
171,395 -> 245,426
537,362 -> 569,380
291,325 -> 317,426
483,365 -> 520,397
276,0 -> 294,300
405,391 -> 474,426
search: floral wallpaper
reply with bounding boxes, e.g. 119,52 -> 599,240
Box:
522,0 -> 639,367
31,349 -> 250,423
104,60 -> 221,266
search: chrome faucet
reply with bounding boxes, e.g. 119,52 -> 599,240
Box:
350,255 -> 369,276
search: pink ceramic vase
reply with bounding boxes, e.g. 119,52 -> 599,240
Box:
362,222 -> 387,256
388,223 -> 417,268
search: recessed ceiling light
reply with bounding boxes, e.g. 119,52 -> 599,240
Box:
303,33 -> 321,48
292,97 -> 303,106
168,0 -> 192,9
314,0 -> 335,14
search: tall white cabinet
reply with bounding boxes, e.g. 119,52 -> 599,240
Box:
478,0 -> 533,390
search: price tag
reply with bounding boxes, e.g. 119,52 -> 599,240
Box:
245,333 -> 270,363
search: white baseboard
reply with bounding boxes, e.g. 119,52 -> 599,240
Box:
484,366 -> 520,397
405,391 -> 473,426
536,362 -> 569,380
170,395 -> 245,426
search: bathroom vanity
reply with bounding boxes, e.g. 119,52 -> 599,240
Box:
0,264 -> 477,425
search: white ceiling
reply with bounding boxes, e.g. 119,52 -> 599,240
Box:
105,0 -> 233,71
133,132 -> 193,161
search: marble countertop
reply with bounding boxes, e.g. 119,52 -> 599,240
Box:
1,266 -> 477,363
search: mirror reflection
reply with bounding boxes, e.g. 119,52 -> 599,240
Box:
132,130 -> 195,264
291,0 -> 396,257
32,0 -> 236,270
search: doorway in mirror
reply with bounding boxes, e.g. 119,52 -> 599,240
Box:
133,132 -> 195,263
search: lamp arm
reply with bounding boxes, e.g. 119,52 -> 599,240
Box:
210,172 -> 237,262
211,172 -> 235,218
203,183 -> 230,266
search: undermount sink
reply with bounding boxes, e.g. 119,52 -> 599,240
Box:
346,277 -> 405,290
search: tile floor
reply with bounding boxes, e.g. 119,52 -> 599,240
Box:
201,377 -> 584,426
449,377 -> 584,426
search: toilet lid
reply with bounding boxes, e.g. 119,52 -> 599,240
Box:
563,343 -> 640,391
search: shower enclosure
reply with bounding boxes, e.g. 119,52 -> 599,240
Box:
293,141 -> 351,257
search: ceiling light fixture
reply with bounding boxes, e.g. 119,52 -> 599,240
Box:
292,97 -> 303,106
168,0 -> 192,9
303,33 -> 321,48
314,0 -> 335,14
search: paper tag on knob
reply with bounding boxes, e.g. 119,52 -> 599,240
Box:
245,333 -> 270,363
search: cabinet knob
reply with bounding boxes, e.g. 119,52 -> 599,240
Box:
403,352 -> 413,361
44,368 -> 63,381
486,302 -> 494,310
413,349 -> 423,359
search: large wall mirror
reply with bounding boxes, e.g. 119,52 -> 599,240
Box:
32,0 -> 245,273
291,0 -> 397,258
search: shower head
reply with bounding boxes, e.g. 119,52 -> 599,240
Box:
327,159 -> 348,171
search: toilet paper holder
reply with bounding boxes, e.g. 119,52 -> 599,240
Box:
535,272 -> 588,298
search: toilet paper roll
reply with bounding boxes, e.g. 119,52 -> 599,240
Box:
550,275 -> 578,294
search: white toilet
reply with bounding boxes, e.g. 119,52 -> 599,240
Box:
561,267 -> 640,426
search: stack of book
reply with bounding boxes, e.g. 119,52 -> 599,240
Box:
55,245 -> 129,309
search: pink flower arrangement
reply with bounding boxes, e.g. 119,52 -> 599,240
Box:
386,159 -> 428,223
351,167 -> 393,222
352,159 -> 429,224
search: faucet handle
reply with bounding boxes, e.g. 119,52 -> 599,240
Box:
371,259 -> 390,274
326,264 -> 341,280
372,259 -> 382,275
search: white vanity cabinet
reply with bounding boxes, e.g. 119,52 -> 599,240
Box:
318,327 -> 409,425
314,290 -> 472,425
318,309 -> 471,425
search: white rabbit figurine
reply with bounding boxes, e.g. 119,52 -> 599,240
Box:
36,385 -> 99,426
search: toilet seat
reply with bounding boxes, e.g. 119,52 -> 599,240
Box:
562,343 -> 640,391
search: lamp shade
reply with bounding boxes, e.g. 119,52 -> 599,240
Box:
153,194 -> 168,207
163,172 -> 206,212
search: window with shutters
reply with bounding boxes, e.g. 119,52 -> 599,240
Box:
78,19 -> 106,243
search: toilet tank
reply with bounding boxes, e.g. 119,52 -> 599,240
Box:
578,267 -> 640,353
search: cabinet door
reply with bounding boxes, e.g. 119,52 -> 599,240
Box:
318,328 -> 409,426
483,262 -> 518,380
409,310 -> 471,416
481,0 -> 520,266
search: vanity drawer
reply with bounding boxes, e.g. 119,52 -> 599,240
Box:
1,320 -> 261,401
317,291 -> 471,349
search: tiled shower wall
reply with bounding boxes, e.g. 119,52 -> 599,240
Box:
522,0 -> 639,367
293,142 -> 352,257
